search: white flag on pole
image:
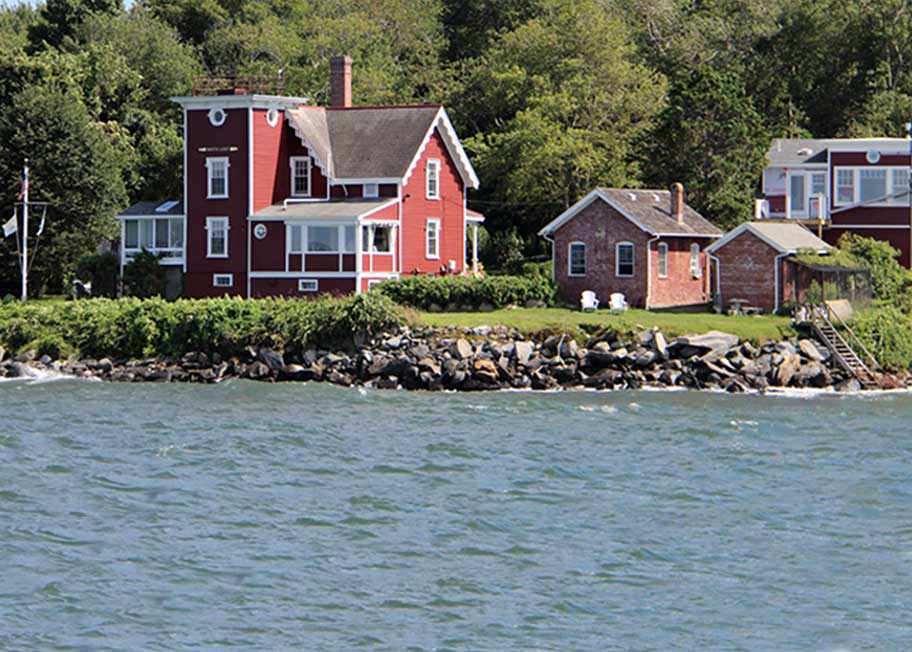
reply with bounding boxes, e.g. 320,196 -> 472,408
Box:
2,211 -> 16,237
36,206 -> 46,236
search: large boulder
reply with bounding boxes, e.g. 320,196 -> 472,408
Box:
775,353 -> 801,386
798,339 -> 828,362
257,348 -> 285,372
452,338 -> 474,360
671,331 -> 739,357
513,341 -> 534,365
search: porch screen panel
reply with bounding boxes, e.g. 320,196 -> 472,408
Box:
859,169 -> 887,203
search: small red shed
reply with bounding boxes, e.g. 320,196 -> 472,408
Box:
539,185 -> 723,309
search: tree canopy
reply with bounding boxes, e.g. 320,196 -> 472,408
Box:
3,0 -> 912,292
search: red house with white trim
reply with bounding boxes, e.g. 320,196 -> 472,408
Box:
539,185 -> 722,309
117,57 -> 481,298
759,137 -> 912,267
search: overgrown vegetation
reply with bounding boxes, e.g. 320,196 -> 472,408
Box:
0,292 -> 404,359
837,233 -> 908,300
852,305 -> 912,371
74,251 -> 119,298
122,250 -> 163,298
376,275 -> 555,310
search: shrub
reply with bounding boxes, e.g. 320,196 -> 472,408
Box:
74,252 -> 120,298
837,233 -> 906,300
376,274 -> 555,310
123,250 -> 163,298
0,293 -> 405,359
852,305 -> 912,371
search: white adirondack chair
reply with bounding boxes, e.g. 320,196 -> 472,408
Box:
580,290 -> 599,312
609,292 -> 628,312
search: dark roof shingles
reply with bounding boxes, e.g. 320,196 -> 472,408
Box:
597,188 -> 723,236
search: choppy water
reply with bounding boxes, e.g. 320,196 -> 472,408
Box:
1,379 -> 911,651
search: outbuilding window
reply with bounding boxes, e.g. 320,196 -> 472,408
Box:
616,242 -> 634,277
568,242 -> 586,276
657,242 -> 669,278
690,243 -> 702,278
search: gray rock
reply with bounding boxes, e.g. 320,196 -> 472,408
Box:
798,339 -> 827,362
835,378 -> 862,393
452,338 -> 474,360
472,325 -> 492,337
383,335 -> 403,350
559,339 -> 579,359
633,350 -> 657,368
673,331 -> 739,354
653,331 -> 667,358
591,341 -> 612,353
472,358 -> 499,384
258,348 -> 285,372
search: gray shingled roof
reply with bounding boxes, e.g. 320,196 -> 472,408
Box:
285,105 -> 442,180
117,200 -> 184,216
251,198 -> 396,221
596,188 -> 723,237
742,222 -> 831,252
766,137 -> 909,166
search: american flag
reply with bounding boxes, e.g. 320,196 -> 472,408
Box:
17,167 -> 28,200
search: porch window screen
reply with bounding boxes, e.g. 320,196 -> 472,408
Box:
859,169 -> 887,203
569,242 -> 586,275
307,226 -> 338,252
616,242 -> 634,277
892,169 -> 910,203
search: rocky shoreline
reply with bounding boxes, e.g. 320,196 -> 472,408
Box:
1,326 -> 906,392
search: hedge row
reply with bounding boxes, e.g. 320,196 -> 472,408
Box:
0,293 -> 404,359
376,274 -> 555,310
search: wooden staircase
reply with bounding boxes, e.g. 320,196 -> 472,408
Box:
810,307 -> 880,388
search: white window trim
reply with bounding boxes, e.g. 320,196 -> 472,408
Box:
426,218 -> 440,259
207,108 -> 226,127
363,183 -> 379,198
266,108 -> 279,127
206,216 -> 229,258
690,243 -> 702,279
290,156 -> 312,198
834,166 -> 910,206
298,278 -> 319,292
206,157 -> 229,199
657,242 -> 669,278
287,224 -> 356,255
616,241 -> 634,278
426,159 -> 440,200
568,241 -> 586,277
213,273 -> 233,287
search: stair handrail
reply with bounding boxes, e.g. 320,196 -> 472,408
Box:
819,304 -> 881,372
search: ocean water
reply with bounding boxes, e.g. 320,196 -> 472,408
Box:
1,378 -> 911,652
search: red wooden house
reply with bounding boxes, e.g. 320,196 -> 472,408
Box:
759,137 -> 912,266
118,57 -> 481,298
539,185 -> 722,309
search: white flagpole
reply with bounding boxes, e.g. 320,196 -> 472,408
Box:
21,159 -> 28,302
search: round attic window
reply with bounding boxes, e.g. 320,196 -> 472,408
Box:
208,108 -> 227,127
866,149 -> 881,164
254,223 -> 268,240
266,108 -> 280,127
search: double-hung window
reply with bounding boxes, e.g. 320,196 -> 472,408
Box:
426,218 -> 440,259
290,156 -> 312,197
836,169 -> 855,204
206,216 -> 229,258
569,242 -> 586,276
657,242 -> 668,278
616,242 -> 634,277
426,159 -> 440,199
206,157 -> 229,199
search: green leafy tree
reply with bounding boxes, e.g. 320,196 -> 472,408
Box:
123,249 -> 163,297
0,83 -> 127,295
29,0 -> 122,50
456,0 -> 665,237
648,64 -> 767,228
837,233 -> 907,300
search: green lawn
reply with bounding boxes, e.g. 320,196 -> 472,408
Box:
417,307 -> 794,343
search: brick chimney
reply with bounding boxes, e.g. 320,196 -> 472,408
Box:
330,55 -> 352,108
671,182 -> 684,224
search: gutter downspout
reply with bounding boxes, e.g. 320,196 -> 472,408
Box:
773,252 -> 790,314
645,235 -> 660,310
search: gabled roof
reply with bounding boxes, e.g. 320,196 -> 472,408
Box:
116,200 -> 184,217
706,221 -> 833,254
766,137 -> 909,167
539,188 -> 723,238
285,105 -> 479,188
